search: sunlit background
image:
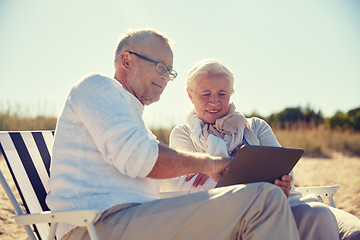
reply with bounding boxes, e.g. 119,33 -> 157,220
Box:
1,0 -> 359,128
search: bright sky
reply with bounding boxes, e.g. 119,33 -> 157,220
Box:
1,0 -> 359,128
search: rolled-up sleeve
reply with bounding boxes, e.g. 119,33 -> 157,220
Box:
102,124 -> 159,178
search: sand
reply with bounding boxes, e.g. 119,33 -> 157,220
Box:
293,153 -> 360,218
1,154 -> 359,239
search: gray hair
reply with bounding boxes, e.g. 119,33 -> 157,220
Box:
187,59 -> 234,94
114,28 -> 173,69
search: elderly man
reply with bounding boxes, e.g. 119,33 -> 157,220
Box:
46,29 -> 300,240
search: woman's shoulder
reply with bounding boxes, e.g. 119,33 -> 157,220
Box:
170,124 -> 191,136
169,124 -> 194,149
246,116 -> 273,134
247,116 -> 268,127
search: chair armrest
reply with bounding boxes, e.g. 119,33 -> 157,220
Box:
295,185 -> 340,207
12,209 -> 102,227
296,185 -> 340,197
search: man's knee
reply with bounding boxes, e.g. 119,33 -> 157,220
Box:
247,182 -> 285,198
232,182 -> 283,194
229,182 -> 287,207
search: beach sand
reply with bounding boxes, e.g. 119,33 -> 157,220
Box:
293,153 -> 360,218
1,154 -> 359,239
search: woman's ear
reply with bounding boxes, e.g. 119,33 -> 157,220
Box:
186,88 -> 194,103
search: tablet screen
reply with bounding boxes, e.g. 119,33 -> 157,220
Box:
216,145 -> 304,188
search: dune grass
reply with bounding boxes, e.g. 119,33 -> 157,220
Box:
1,111 -> 360,157
0,112 -> 57,131
151,124 -> 360,157
274,125 -> 360,157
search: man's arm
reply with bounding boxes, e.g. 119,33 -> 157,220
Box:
147,144 -> 230,181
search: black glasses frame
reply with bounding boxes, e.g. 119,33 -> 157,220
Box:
126,51 -> 177,80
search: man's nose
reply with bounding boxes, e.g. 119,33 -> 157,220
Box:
161,72 -> 171,82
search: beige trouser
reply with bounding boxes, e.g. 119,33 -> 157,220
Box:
329,206 -> 360,240
290,201 -> 360,240
63,182 -> 300,240
291,202 -> 339,240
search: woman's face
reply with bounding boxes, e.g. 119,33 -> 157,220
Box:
188,72 -> 232,124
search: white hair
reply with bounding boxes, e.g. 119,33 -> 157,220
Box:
187,58 -> 234,94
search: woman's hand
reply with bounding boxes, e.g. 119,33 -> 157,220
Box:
274,175 -> 292,198
186,173 -> 210,187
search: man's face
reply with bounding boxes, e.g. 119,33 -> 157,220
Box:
188,72 -> 232,124
126,37 -> 174,105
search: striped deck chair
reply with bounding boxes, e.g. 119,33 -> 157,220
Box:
0,131 -> 101,240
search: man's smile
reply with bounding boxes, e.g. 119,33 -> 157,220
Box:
152,82 -> 163,89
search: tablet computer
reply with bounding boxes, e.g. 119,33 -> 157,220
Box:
215,145 -> 304,188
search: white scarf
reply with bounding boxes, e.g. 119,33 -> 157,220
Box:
186,103 -> 260,157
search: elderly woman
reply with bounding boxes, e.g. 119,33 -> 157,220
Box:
163,59 -> 360,240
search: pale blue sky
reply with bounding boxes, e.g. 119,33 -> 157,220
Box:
1,0 -> 359,128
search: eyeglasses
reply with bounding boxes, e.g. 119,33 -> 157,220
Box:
126,51 -> 177,80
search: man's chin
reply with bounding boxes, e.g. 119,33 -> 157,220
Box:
143,96 -> 161,106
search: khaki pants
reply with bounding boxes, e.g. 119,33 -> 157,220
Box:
64,182 -> 300,240
329,206 -> 360,240
291,202 -> 339,240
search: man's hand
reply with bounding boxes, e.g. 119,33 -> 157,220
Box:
274,175 -> 292,198
204,157 -> 231,182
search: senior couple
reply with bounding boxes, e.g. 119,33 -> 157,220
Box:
46,28 -> 360,240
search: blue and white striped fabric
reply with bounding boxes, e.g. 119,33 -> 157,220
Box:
0,130 -> 54,240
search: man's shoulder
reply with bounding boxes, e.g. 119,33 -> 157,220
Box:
81,73 -> 114,84
72,73 -> 121,92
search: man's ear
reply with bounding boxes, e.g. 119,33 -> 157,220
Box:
120,51 -> 131,70
186,88 -> 194,103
